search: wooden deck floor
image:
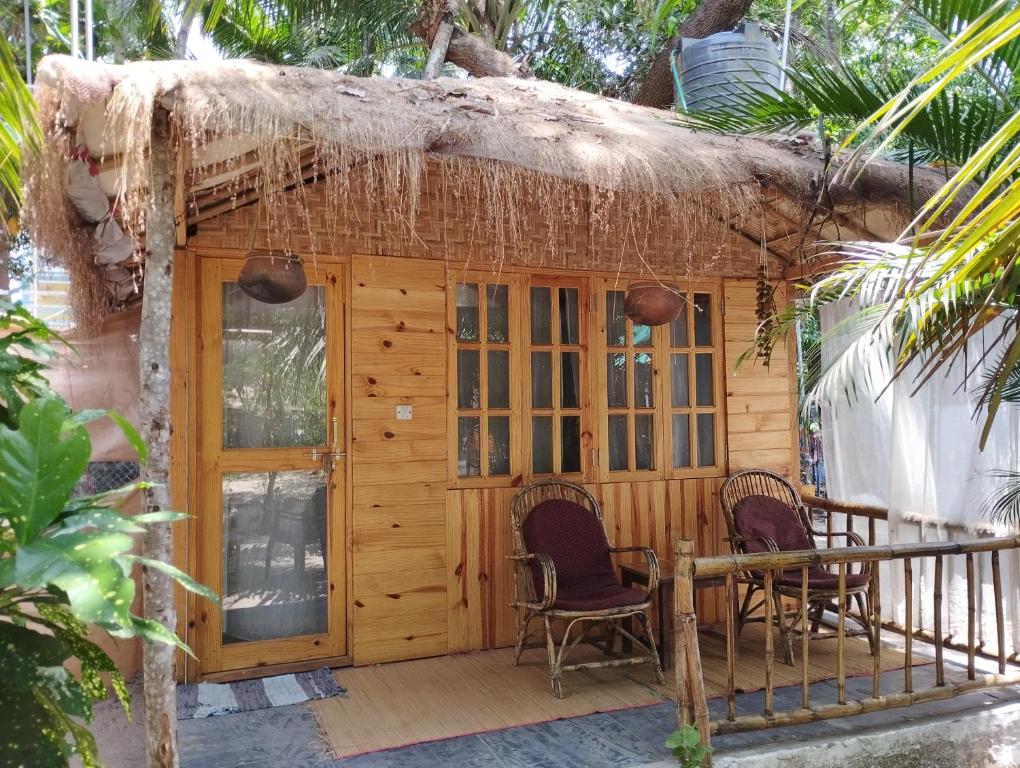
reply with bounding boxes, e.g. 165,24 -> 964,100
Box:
312,624 -> 922,759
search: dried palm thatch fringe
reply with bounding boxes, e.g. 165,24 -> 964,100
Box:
25,56 -> 944,329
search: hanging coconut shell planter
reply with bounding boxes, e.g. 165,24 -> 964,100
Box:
623,280 -> 682,326
238,249 -> 307,304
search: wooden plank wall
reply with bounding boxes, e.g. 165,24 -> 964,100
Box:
431,278 -> 798,659
350,255 -> 449,665
446,478 -> 728,653
724,280 -> 798,477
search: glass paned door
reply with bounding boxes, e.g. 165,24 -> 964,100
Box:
198,258 -> 346,673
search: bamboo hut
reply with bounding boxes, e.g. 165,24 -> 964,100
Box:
25,55 -> 943,681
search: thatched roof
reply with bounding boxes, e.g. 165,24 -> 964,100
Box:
25,55 -> 945,321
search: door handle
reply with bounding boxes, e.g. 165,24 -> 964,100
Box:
326,416 -> 346,475
329,416 -> 346,460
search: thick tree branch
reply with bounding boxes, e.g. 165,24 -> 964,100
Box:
412,0 -> 530,78
423,2 -> 455,79
632,0 -> 754,109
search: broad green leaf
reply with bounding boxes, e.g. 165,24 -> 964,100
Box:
108,409 -> 148,463
0,397 -> 91,543
122,553 -> 220,601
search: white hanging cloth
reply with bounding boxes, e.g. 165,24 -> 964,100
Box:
819,300 -> 1020,659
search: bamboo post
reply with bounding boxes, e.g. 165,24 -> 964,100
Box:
673,539 -> 711,754
966,553 -> 976,680
934,555 -> 944,687
837,562 -> 846,705
992,550 -> 1006,674
868,517 -> 877,548
725,572 -> 736,721
140,108 -> 180,768
800,564 -> 809,710
763,569 -> 775,718
903,558 -> 913,693
871,560 -> 881,700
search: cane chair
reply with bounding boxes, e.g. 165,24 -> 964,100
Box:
720,469 -> 875,664
510,479 -> 664,698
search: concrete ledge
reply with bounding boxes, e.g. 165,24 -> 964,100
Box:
639,699 -> 1020,768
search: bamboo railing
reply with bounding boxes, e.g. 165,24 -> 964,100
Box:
802,493 -> 887,547
672,535 -> 1020,759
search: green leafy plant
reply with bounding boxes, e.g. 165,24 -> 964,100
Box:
0,302 -> 216,767
665,724 -> 712,767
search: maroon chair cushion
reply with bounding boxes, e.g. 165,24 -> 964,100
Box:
522,499 -> 646,611
732,494 -> 813,554
732,493 -> 869,589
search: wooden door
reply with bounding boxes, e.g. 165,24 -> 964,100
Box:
196,257 -> 347,674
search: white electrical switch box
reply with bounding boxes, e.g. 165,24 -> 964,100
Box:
396,404 -> 413,420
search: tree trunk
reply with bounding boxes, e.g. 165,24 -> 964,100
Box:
0,229 -> 9,298
174,6 -> 197,58
632,0 -> 754,108
423,2 -> 456,79
412,0 -> 529,78
140,109 -> 179,768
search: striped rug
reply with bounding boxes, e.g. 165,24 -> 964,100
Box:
178,668 -> 345,719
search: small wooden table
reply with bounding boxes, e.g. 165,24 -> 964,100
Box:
620,561 -> 730,666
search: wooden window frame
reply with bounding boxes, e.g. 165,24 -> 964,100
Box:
524,276 -> 591,481
594,279 -> 726,482
663,285 -> 726,480
447,271 -> 526,488
595,281 -> 664,482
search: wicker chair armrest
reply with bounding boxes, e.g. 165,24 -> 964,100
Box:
609,546 -> 660,596
727,535 -> 781,553
508,552 -> 557,610
726,535 -> 781,583
810,529 -> 871,576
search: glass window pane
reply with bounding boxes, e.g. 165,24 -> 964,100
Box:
488,350 -> 510,409
561,351 -> 581,409
672,414 -> 691,468
693,293 -> 712,346
456,283 -> 479,341
697,413 -> 716,467
607,291 -> 626,347
487,284 -> 509,343
222,471 -> 327,643
457,349 -> 480,409
634,352 -> 654,408
608,415 -> 628,471
530,287 -> 552,344
488,416 -> 511,475
532,416 -> 553,474
635,414 -> 654,470
222,284 -> 326,450
671,353 -> 690,407
695,353 -> 714,407
607,353 -> 627,408
532,351 -> 553,409
632,323 -> 652,348
670,303 -> 689,347
457,417 -> 480,477
561,416 -> 581,473
559,287 -> 580,344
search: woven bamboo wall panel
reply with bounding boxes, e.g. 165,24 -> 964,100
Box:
446,476 -> 728,654
188,159 -> 778,278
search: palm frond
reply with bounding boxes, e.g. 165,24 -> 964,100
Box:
676,57 -> 1006,169
979,469 -> 1020,528
0,36 -> 40,217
